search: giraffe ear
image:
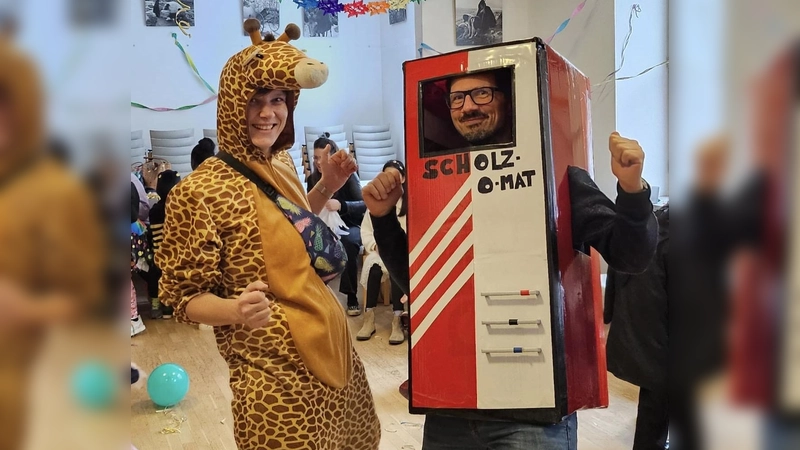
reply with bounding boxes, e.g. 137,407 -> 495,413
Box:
244,18 -> 263,45
277,24 -> 301,43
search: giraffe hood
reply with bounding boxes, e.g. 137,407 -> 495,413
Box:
217,20 -> 328,162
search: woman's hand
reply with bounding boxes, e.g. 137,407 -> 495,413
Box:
325,199 -> 341,211
236,281 -> 272,329
318,146 -> 358,193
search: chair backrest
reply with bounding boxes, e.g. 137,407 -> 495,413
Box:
286,144 -> 307,183
150,128 -> 195,177
352,125 -> 395,181
131,130 -> 146,166
202,129 -> 218,148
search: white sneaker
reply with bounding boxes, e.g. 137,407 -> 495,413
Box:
131,317 -> 146,337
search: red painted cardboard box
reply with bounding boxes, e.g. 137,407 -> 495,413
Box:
403,38 -> 608,423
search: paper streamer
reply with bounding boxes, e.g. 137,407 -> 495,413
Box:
131,33 -> 218,112
175,0 -> 193,37
545,0 -> 588,45
417,42 -> 441,58
131,94 -> 218,112
170,32 -> 217,95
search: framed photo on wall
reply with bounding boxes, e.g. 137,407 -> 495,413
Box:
455,0 -> 502,46
242,0 -> 280,36
389,6 -> 407,25
144,0 -> 195,27
302,7 -> 339,37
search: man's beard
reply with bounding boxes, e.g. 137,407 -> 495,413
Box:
459,112 -> 501,144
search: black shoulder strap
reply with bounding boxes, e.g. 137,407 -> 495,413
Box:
216,151 -> 279,201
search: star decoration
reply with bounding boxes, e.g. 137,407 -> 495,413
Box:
318,0 -> 345,15
368,1 -> 390,15
344,1 -> 369,17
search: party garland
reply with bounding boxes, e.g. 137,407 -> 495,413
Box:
291,0 -> 424,17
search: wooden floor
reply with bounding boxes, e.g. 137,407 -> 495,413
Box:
131,289 -> 639,450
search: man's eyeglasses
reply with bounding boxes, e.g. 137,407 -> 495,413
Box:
446,87 -> 501,110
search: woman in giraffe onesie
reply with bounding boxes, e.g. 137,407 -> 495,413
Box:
157,19 -> 381,450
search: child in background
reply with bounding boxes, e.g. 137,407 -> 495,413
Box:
146,170 -> 181,319
191,137 -> 216,170
357,160 -> 408,344
131,182 -> 146,336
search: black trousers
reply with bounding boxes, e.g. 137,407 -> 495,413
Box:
142,265 -> 162,299
338,226 -> 362,304
634,386 -> 669,450
365,264 -> 404,311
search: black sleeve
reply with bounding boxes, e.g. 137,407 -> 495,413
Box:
337,175 -> 366,223
603,268 -> 616,324
131,182 -> 140,224
371,211 -> 410,296
568,166 -> 657,274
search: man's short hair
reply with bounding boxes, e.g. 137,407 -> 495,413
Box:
445,67 -> 513,98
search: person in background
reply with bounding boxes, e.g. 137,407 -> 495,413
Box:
145,169 -> 180,319
131,182 -> 146,336
605,204 -> 669,450
0,35 -> 105,448
306,133 -> 366,316
191,137 -> 216,170
131,170 -> 150,222
357,160 -> 408,345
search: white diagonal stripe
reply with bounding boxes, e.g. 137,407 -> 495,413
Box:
411,263 -> 474,349
410,204 -> 473,288
411,231 -> 473,318
409,182 -> 471,265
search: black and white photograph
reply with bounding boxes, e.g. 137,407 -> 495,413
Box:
302,7 -> 338,37
389,6 -> 407,25
242,0 -> 280,36
144,0 -> 195,27
455,0 -> 502,46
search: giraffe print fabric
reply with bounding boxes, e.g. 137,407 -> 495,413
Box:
156,19 -> 380,449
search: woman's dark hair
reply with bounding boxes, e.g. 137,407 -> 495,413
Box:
156,170 -> 181,200
382,159 -> 408,217
191,137 -> 216,170
313,132 -> 339,153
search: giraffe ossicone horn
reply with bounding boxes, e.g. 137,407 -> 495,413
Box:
244,18 -> 263,45
277,24 -> 301,43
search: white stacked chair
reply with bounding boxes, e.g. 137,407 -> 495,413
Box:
304,125 -> 348,153
286,144 -> 307,183
150,128 -> 195,177
352,124 -> 395,181
131,130 -> 146,167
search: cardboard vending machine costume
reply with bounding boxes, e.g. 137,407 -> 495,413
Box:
403,38 -> 608,424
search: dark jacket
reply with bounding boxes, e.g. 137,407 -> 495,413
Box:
371,165 -> 658,425
307,172 -> 366,228
604,205 -> 669,390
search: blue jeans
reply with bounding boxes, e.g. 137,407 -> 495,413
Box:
422,413 -> 577,450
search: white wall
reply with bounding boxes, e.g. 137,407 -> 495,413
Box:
417,0 -> 620,196
614,1 -> 668,197
669,0 -> 725,200
129,0 -> 385,150
379,5 -> 419,163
